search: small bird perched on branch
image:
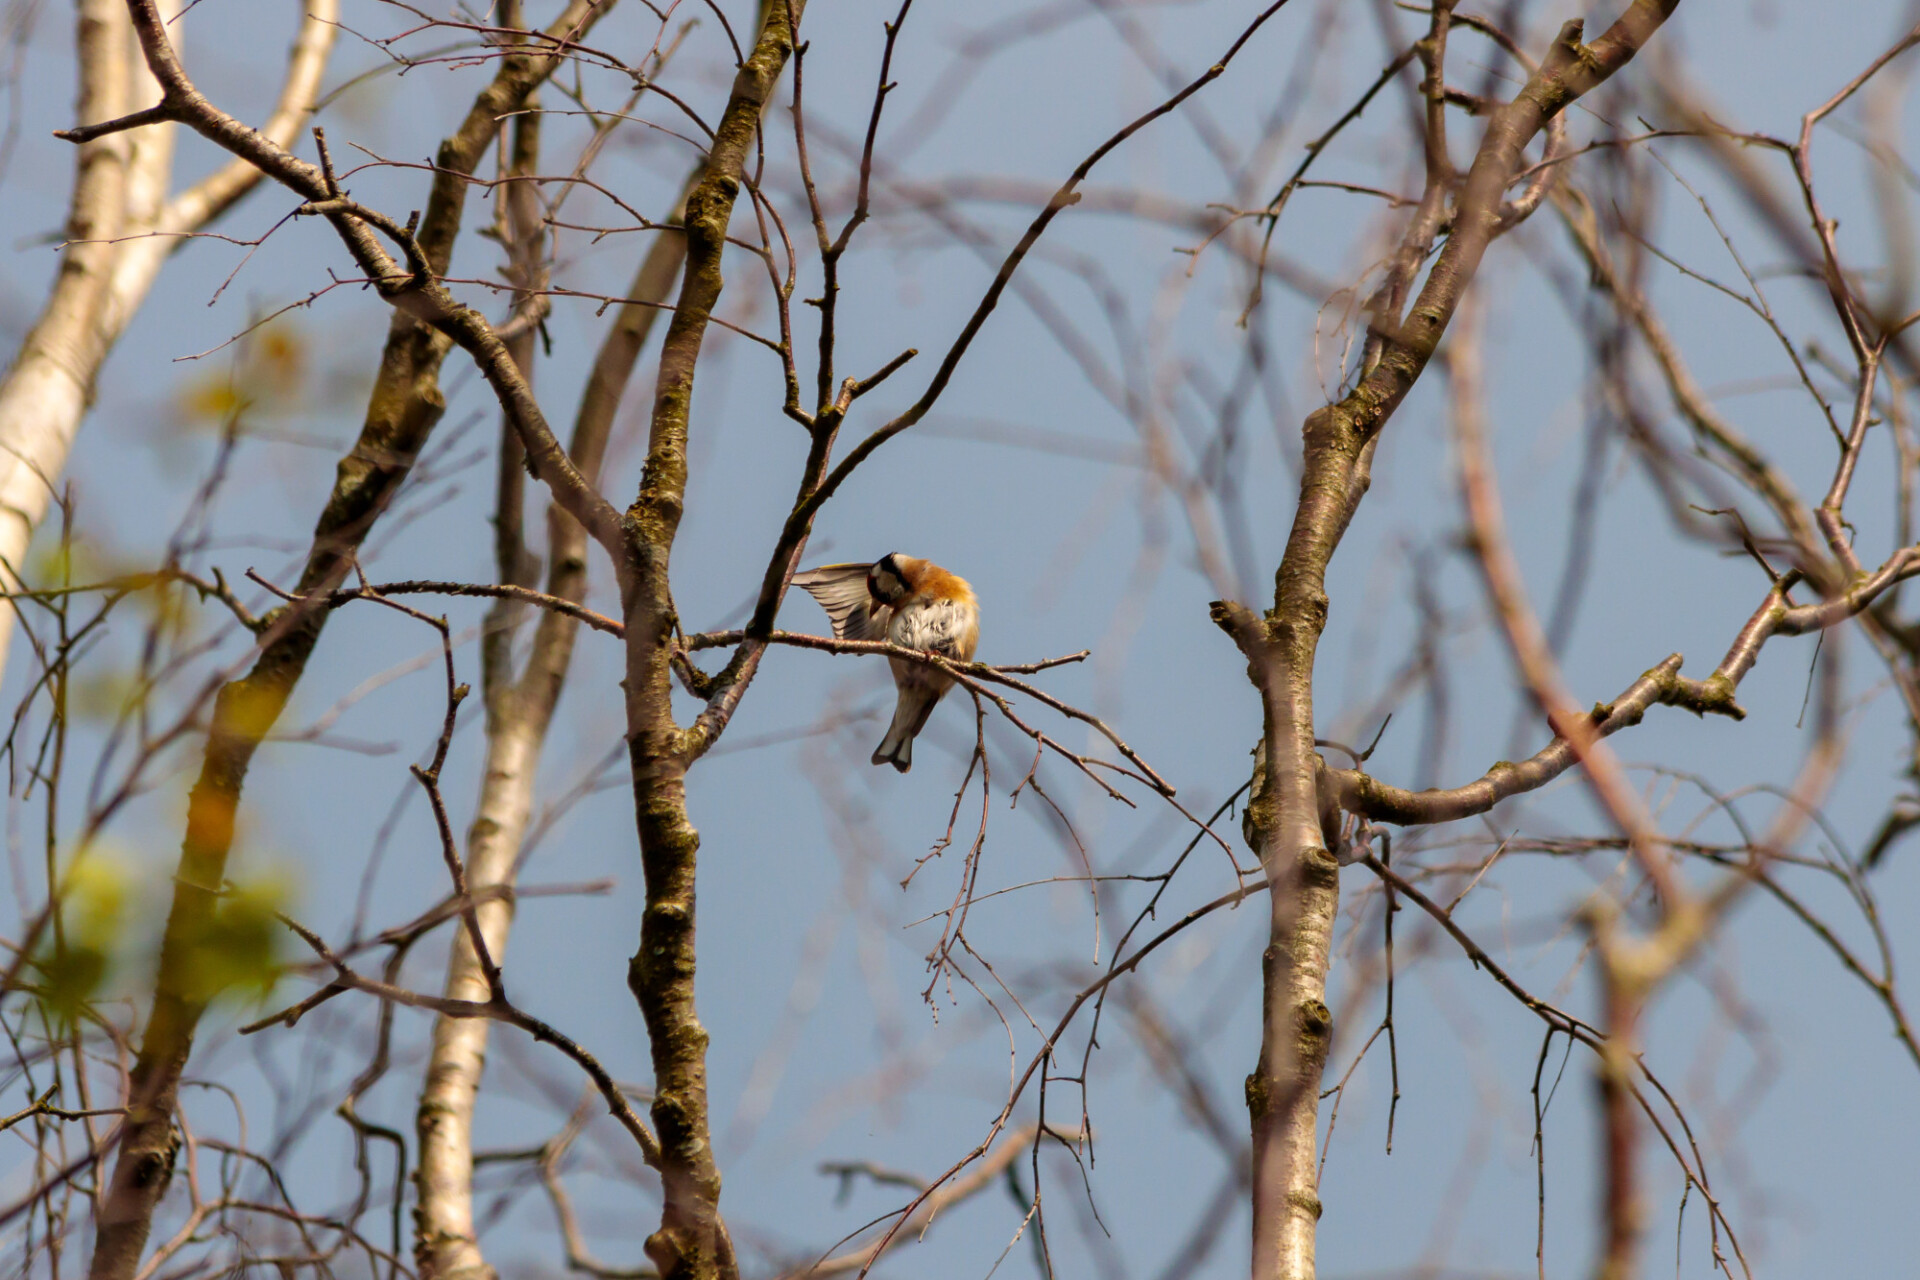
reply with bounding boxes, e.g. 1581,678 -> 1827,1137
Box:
793,553 -> 980,772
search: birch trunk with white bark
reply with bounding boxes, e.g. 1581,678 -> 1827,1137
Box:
411,143 -> 697,1280
0,0 -> 334,674
412,709 -> 551,1280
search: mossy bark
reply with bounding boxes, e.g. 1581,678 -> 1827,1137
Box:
1224,13 -> 1679,1278
86,7 -> 610,1274
615,6 -> 801,1278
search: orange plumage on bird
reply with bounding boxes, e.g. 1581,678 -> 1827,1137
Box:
792,553 -> 980,772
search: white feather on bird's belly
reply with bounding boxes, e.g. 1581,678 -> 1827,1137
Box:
890,596 -> 971,653
887,597 -> 973,693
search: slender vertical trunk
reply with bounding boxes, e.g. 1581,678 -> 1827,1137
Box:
412,710 -> 549,1280
1225,12 -> 1681,1275
413,64 -> 550,1280
626,750 -> 726,1276
412,92 -> 701,1278
1240,401 -> 1367,1280
0,0 -> 137,662
616,7 -> 800,1277
1595,979 -> 1645,1280
86,3 -> 611,1267
89,321 -> 449,1280
1247,840 -> 1340,1276
0,0 -> 338,677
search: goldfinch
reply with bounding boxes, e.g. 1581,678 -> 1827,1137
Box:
792,553 -> 981,772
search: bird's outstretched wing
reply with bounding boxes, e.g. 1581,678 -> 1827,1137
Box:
792,563 -> 888,641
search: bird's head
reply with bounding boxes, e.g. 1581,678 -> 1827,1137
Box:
867,553 -> 919,605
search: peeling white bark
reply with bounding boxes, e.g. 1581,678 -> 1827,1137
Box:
0,0 -> 335,674
409,120 -> 695,1279
414,712 -> 546,1280
0,0 -> 140,643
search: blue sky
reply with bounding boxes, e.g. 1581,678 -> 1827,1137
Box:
4,1 -> 1919,1276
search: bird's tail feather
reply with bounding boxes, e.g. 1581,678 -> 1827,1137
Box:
873,686 -> 940,772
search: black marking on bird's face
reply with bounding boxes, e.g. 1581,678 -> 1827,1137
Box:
868,553 -> 909,604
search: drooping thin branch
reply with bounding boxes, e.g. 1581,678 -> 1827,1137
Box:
798,1124 -> 1058,1278
243,913 -> 661,1168
1445,302 -> 1688,912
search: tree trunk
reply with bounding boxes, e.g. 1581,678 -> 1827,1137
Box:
412,124 -> 696,1276
1224,11 -> 1682,1274
616,6 -> 801,1276
0,0 -> 337,676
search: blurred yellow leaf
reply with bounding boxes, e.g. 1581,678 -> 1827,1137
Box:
67,851 -> 132,945
175,874 -> 292,1005
30,850 -> 134,1028
35,942 -> 108,1028
27,537 -> 111,590
172,321 -> 310,428
253,326 -> 306,395
179,377 -> 248,423
221,680 -> 285,742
